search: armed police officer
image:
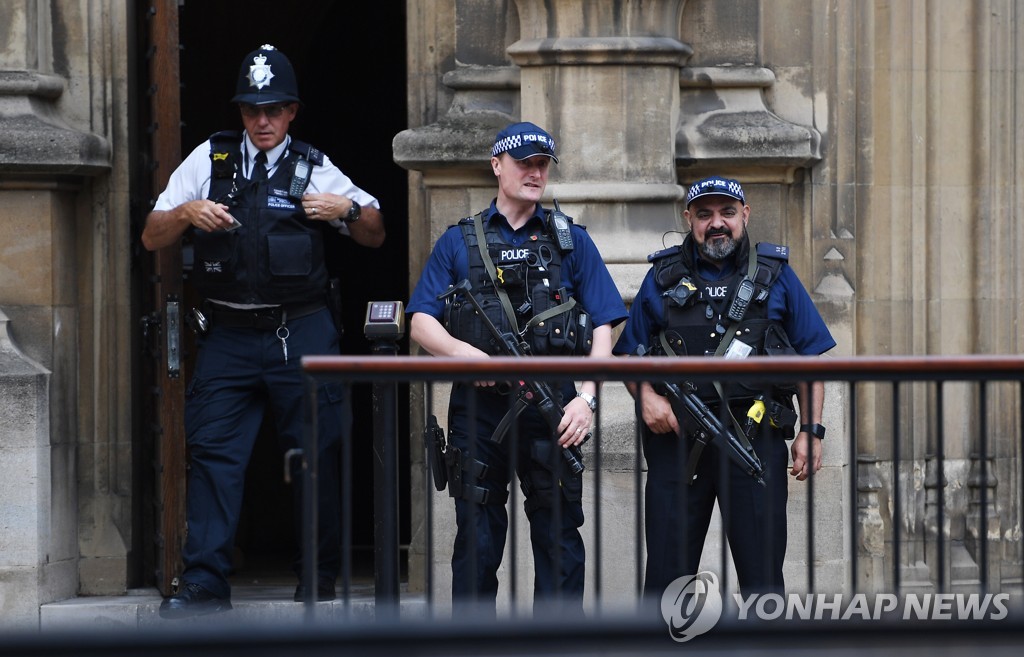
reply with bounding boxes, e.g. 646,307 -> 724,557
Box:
614,176 -> 834,596
407,122 -> 627,615
142,45 -> 384,618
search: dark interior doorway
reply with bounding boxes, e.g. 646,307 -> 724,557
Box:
169,0 -> 410,586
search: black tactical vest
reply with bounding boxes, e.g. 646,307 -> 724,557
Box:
444,212 -> 593,356
649,235 -> 797,403
191,131 -> 327,305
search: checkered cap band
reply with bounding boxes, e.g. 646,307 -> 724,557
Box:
491,132 -> 556,158
686,177 -> 746,207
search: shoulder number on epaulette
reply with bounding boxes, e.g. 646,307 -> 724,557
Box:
289,140 -> 324,167
756,242 -> 789,261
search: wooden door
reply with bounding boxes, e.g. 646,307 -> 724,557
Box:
144,0 -> 186,595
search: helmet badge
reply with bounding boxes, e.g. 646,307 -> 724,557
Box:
247,53 -> 275,90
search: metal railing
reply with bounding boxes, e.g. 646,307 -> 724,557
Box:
297,354 -> 1024,623
9,355 -> 1024,655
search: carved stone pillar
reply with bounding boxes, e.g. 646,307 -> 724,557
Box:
509,0 -> 691,286
0,0 -> 113,626
677,65 -> 821,181
0,312 -> 51,626
856,455 -> 886,593
503,0 -> 695,489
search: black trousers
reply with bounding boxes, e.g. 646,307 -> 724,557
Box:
641,420 -> 789,598
447,384 -> 585,616
181,309 -> 349,599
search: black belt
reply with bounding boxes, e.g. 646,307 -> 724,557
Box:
206,301 -> 326,330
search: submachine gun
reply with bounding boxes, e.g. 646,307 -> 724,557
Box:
635,345 -> 766,487
438,279 -> 587,475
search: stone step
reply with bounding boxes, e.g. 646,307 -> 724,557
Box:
40,586 -> 429,630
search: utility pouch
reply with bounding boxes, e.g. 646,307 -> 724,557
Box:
763,323 -> 799,411
766,399 -> 799,438
444,445 -> 463,498
527,286 -> 592,356
572,307 -> 593,355
763,323 -> 797,357
444,295 -> 512,355
528,283 -> 553,353
548,304 -> 592,356
426,414 -> 448,492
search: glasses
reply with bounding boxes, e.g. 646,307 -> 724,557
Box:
239,103 -> 290,119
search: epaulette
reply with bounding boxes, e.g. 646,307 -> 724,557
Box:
209,130 -> 241,143
289,139 -> 325,167
756,242 -> 789,262
749,242 -> 789,295
647,244 -> 684,263
447,214 -> 480,231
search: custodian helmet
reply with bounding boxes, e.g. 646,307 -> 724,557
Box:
230,44 -> 301,106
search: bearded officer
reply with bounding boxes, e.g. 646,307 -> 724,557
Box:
614,176 -> 834,596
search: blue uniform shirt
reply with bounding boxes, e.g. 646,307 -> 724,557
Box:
614,239 -> 835,357
408,201 -> 628,330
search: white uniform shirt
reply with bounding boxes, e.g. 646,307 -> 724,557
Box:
153,132 -> 380,237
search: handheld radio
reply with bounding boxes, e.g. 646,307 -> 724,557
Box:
289,157 -> 312,200
548,199 -> 574,252
727,278 -> 756,323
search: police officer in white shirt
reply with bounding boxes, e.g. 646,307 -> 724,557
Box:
143,44 -> 384,618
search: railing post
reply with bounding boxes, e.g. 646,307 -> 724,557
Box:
300,376 -> 319,619
365,302 -> 406,618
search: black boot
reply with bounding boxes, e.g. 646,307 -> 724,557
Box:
159,582 -> 232,619
293,580 -> 336,602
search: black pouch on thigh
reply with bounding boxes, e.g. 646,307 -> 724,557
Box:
520,440 -> 583,515
444,443 -> 508,505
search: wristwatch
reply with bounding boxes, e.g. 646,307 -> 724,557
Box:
800,423 -> 826,439
577,391 -> 598,412
343,199 -> 361,224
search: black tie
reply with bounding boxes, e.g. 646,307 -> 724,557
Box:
251,151 -> 268,182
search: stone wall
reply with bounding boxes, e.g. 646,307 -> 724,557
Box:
396,0 -> 1023,608
0,0 -> 129,628
0,0 -> 1020,627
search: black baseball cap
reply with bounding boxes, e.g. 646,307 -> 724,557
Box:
685,176 -> 746,208
491,122 -> 558,163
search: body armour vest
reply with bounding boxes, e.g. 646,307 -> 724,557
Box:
191,131 -> 328,305
443,213 -> 594,356
649,236 -> 797,403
